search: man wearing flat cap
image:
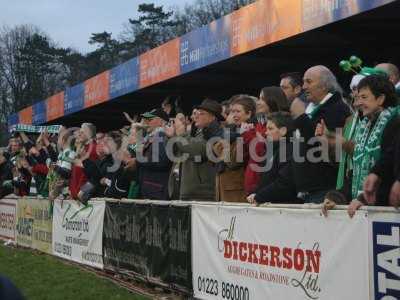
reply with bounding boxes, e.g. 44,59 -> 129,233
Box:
167,98 -> 223,201
135,108 -> 172,200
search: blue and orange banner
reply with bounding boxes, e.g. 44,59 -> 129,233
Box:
181,17 -> 231,74
64,83 -> 84,116
19,106 -> 33,125
231,0 -> 302,56
11,0 -> 397,122
110,57 -> 139,99
32,101 -> 47,125
8,113 -> 19,130
47,92 -> 64,122
84,71 -> 110,108
139,38 -> 181,88
302,0 -> 395,31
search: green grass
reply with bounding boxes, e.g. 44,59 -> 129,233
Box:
0,244 -> 149,300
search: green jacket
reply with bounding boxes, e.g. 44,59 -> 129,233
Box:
169,127 -> 219,201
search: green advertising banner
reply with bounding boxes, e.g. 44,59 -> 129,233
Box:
16,198 -> 52,254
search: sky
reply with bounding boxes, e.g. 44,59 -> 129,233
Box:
0,0 -> 193,53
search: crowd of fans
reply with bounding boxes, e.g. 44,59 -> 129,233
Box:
1,62 -> 400,217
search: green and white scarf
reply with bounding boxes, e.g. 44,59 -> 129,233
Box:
351,107 -> 398,199
9,124 -> 61,134
336,113 -> 359,190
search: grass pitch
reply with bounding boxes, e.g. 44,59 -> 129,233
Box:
0,244 -> 149,300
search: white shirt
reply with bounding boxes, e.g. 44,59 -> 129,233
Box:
305,93 -> 333,117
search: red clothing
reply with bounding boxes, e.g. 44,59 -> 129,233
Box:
243,124 -> 266,194
69,141 -> 98,199
32,164 -> 48,175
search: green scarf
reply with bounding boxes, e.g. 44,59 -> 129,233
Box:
336,113 -> 359,190
351,107 -> 398,198
10,124 -> 61,134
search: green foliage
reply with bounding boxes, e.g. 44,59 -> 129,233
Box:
0,0 -> 258,145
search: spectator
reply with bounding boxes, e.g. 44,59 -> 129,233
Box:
221,99 -> 231,121
104,148 -> 137,199
0,150 -> 13,198
287,65 -> 351,203
247,112 -> 298,204
280,72 -> 306,103
81,135 -> 115,200
162,96 -> 177,119
348,75 -> 400,212
135,108 -> 172,200
375,63 -> 400,95
214,95 -> 256,202
70,123 -> 98,202
257,86 -> 290,114
18,132 -> 49,197
7,137 -> 22,166
167,99 -> 223,201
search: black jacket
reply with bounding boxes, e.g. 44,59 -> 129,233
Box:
254,141 -> 298,204
104,165 -> 136,199
83,154 -> 115,196
137,130 -> 172,200
370,115 -> 400,206
292,92 -> 351,193
0,160 -> 13,199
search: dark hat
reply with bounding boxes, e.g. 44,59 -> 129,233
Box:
195,99 -> 224,121
141,108 -> 169,122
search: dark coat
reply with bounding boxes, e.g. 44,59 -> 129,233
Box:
137,130 -> 172,200
370,115 -> 400,206
0,160 -> 13,199
104,165 -> 136,199
254,141 -> 298,204
292,92 -> 351,193
83,154 -> 115,196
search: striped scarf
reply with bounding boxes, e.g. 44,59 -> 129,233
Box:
352,107 -> 398,199
9,124 -> 61,134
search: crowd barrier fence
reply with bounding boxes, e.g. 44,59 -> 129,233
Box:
0,196 -> 399,299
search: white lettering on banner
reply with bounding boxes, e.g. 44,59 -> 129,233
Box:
377,226 -> 400,295
192,205 -> 369,300
180,39 -> 229,67
52,200 -> 105,269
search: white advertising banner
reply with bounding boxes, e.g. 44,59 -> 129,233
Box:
367,210 -> 400,300
0,198 -> 17,242
192,205 -> 370,300
52,199 -> 105,269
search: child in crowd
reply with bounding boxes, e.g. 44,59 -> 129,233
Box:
247,112 -> 298,204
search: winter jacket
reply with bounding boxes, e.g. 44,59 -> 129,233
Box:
254,141 -> 298,204
83,154 -> 114,196
0,160 -> 13,199
171,120 -> 222,201
243,125 -> 266,194
292,92 -> 351,193
215,140 -> 246,203
137,129 -> 172,200
69,141 -> 98,199
104,165 -> 136,199
369,116 -> 400,206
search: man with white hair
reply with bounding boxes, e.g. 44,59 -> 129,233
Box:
262,65 -> 352,204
